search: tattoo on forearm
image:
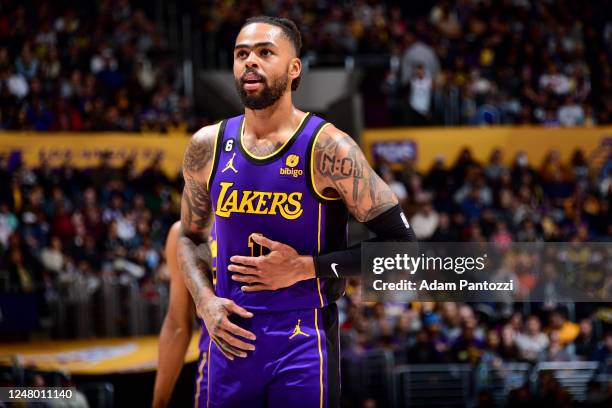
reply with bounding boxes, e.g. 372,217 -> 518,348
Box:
314,132 -> 396,222
182,175 -> 211,229
178,237 -> 214,306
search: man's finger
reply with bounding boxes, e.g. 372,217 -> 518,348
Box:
223,319 -> 257,341
212,338 -> 235,360
218,326 -> 255,351
213,335 -> 246,357
241,283 -> 268,292
231,273 -> 260,284
228,264 -> 260,275
225,300 -> 254,318
250,233 -> 280,250
217,339 -> 245,359
229,255 -> 260,267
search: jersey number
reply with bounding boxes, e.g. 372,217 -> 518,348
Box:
248,234 -> 263,257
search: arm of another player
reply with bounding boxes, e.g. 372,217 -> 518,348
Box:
229,124 -> 415,290
179,125 -> 256,360
153,222 -> 194,408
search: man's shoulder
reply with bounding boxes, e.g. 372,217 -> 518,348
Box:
183,123 -> 221,173
190,122 -> 221,146
314,122 -> 358,151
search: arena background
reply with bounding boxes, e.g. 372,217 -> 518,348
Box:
0,0 -> 611,407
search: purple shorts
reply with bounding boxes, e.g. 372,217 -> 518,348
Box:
194,303 -> 339,408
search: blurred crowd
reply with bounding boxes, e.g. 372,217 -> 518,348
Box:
339,297 -> 612,373
0,0 -> 200,132
383,146 -> 611,243
1,0 -> 610,129
340,297 -> 612,407
202,0 -> 611,126
0,152 -> 180,310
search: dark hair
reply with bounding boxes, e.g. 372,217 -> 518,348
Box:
242,16 -> 302,91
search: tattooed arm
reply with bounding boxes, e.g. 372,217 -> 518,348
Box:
179,124 -> 256,360
304,124 -> 416,278
312,124 -> 397,221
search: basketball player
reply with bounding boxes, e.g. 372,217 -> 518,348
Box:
152,221 -> 213,408
178,16 -> 416,407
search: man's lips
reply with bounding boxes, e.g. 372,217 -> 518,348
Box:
241,73 -> 264,91
242,71 -> 264,82
243,81 -> 262,91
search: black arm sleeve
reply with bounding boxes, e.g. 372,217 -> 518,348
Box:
313,204 -> 417,278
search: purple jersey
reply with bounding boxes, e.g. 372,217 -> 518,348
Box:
207,113 -> 348,312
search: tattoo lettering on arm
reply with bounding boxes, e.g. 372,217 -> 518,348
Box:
313,126 -> 397,222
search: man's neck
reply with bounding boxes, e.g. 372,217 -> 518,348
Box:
243,97 -> 301,140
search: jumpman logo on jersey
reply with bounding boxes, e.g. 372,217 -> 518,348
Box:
289,319 -> 310,339
222,153 -> 238,173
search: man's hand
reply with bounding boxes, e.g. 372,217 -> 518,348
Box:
197,296 -> 256,360
228,234 -> 315,292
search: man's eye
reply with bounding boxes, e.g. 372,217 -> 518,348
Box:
261,49 -> 272,56
237,51 -> 247,58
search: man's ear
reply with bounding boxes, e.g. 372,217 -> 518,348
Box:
289,57 -> 301,82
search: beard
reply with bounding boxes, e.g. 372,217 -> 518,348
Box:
235,70 -> 289,110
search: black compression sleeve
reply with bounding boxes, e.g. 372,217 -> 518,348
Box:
313,204 -> 416,278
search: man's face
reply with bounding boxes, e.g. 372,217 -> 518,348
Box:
415,65 -> 425,79
233,23 -> 299,110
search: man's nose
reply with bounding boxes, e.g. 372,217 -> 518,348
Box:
245,52 -> 259,68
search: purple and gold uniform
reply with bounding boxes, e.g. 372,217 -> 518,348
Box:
195,113 -> 347,408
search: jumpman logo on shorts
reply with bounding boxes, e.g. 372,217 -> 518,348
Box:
289,319 -> 310,339
222,153 -> 238,173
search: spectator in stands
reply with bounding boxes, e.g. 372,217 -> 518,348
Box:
405,328 -> 445,364
531,262 -> 571,305
7,247 -> 37,293
540,331 -> 574,362
400,31 -> 440,86
558,95 -> 585,126
479,329 -> 503,369
484,149 -> 507,182
381,168 -> 408,206
0,201 -> 18,249
430,212 -> 457,241
575,318 -> 600,360
424,312 -> 451,356
591,331 -> 612,374
405,63 -> 433,125
409,198 -> 439,240
546,308 -> 580,347
515,315 -> 549,363
394,309 -> 420,346
498,324 -> 520,361
439,302 -> 461,342
40,236 -> 64,275
451,319 -> 485,365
